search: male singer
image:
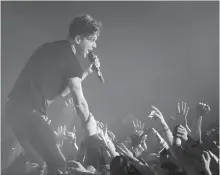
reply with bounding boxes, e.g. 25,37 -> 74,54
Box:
5,14 -> 102,174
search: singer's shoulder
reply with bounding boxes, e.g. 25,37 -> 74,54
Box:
32,40 -> 70,59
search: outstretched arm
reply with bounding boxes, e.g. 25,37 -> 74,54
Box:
68,77 -> 97,136
148,106 -> 174,146
191,102 -> 210,143
68,77 -> 90,122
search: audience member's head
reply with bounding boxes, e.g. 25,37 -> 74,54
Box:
110,155 -> 142,175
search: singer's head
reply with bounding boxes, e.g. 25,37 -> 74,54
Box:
68,14 -> 102,57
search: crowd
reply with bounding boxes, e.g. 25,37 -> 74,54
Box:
1,100 -> 219,175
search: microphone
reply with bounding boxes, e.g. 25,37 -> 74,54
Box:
88,51 -> 105,84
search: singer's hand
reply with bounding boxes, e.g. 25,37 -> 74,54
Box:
88,56 -> 100,73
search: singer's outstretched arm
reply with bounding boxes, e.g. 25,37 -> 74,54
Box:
68,77 -> 97,136
68,77 -> 90,122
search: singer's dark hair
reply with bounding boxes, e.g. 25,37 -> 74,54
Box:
68,14 -> 102,39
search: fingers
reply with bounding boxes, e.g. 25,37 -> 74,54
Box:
104,124 -> 108,136
176,129 -> 185,135
97,121 -> 101,129
151,106 -> 162,116
181,101 -> 184,113
185,106 -> 189,118
136,119 -> 139,128
57,126 -> 61,134
202,154 -> 206,162
108,131 -> 116,141
57,125 -> 66,135
176,125 -> 187,134
139,120 -> 142,129
197,102 -> 211,113
107,132 -> 114,140
148,110 -> 155,118
54,131 -> 58,135
149,106 -> 164,121
183,102 -> 187,114
94,58 -> 100,68
142,141 -> 148,150
70,98 -> 73,104
63,125 -> 66,134
65,101 -> 68,107
120,143 -> 131,154
100,122 -> 104,129
178,102 -> 180,114
132,120 -> 136,128
208,150 -> 215,157
73,126 -> 76,133
137,130 -> 143,136
202,151 -> 210,161
177,124 -> 185,130
148,110 -> 158,118
48,119 -> 51,125
116,145 -> 126,154
176,134 -> 184,138
208,150 -> 219,162
178,101 -> 187,114
68,98 -> 71,104
152,128 -> 158,134
65,98 -> 74,107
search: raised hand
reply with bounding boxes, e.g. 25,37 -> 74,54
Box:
177,101 -> 190,119
107,130 -> 117,142
54,125 -> 68,146
116,143 -> 134,158
102,125 -> 115,148
132,119 -> 145,136
196,102 -> 211,116
140,139 -> 148,151
148,106 -> 165,122
202,151 -> 211,173
66,126 -> 77,145
68,160 -> 88,173
88,53 -> 101,74
174,125 -> 188,142
42,115 -> 51,125
97,124 -> 118,157
175,101 -> 191,133
208,150 -> 219,164
64,97 -> 75,109
97,120 -> 105,135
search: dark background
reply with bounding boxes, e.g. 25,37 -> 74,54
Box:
1,1 -> 219,143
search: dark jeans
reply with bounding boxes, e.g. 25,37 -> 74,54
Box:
5,98 -> 66,170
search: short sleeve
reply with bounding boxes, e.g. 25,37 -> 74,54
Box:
61,42 -> 83,80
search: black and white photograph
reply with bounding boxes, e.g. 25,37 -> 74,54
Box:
1,1 -> 219,175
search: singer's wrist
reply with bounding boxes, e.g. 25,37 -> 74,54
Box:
81,71 -> 91,81
88,68 -> 93,74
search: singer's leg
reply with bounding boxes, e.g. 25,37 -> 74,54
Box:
26,111 -> 67,173
5,104 -> 67,174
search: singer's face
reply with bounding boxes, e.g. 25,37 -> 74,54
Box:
78,34 -> 98,57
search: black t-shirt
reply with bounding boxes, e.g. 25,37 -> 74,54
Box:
8,40 -> 83,112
